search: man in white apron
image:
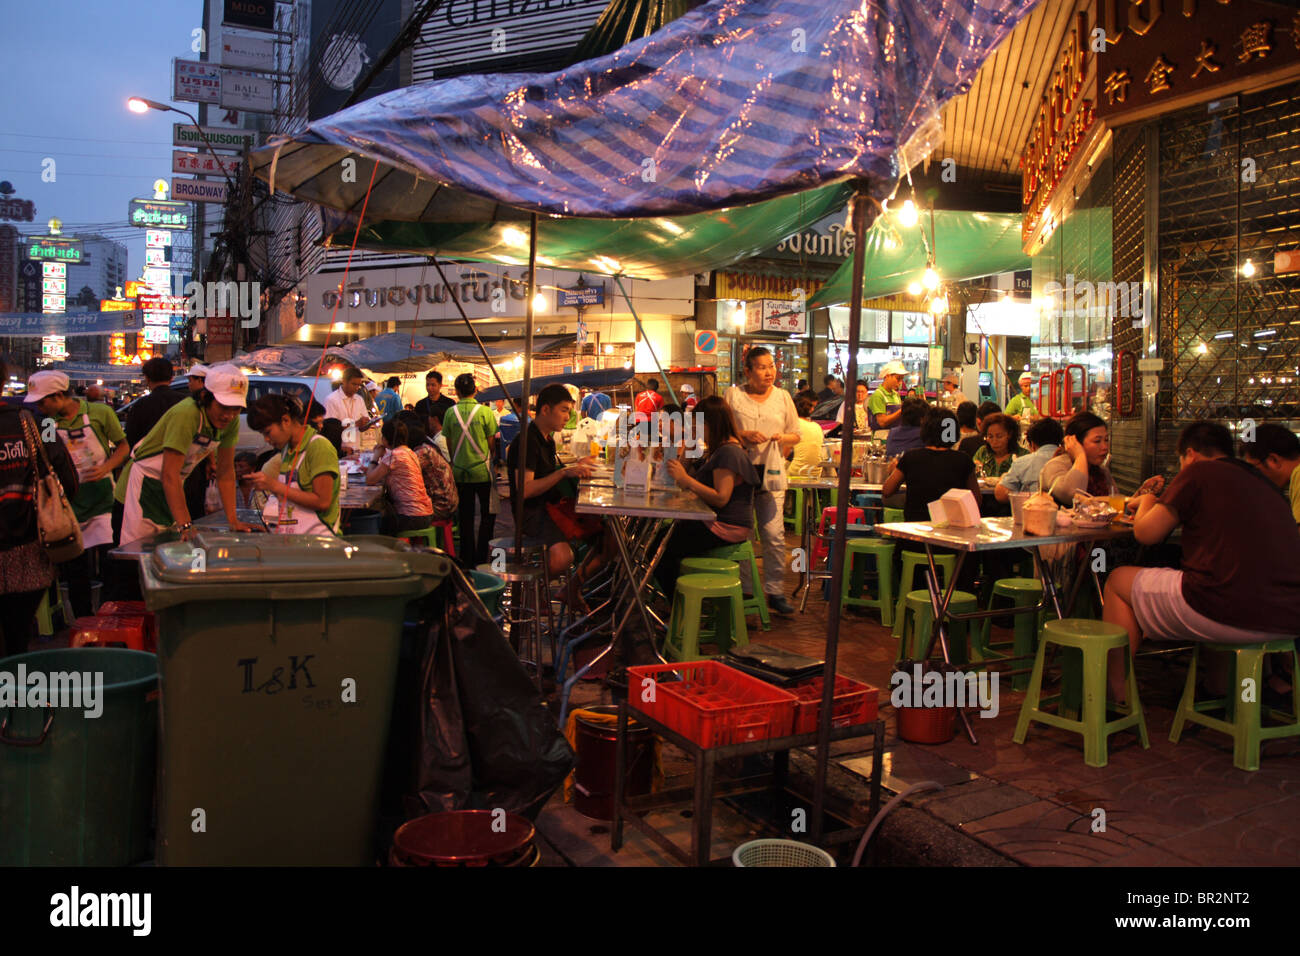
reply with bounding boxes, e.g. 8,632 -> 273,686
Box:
118,364 -> 256,543
246,394 -> 341,535
28,371 -> 131,618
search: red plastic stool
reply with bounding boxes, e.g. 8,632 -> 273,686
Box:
402,520 -> 456,557
98,601 -> 158,653
812,506 -> 865,565
70,616 -> 147,651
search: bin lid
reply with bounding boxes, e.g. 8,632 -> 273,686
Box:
148,531 -> 448,585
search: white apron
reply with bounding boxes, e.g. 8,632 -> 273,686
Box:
58,411 -> 115,548
263,433 -> 336,535
121,431 -> 218,543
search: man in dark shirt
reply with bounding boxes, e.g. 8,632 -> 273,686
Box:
1104,421 -> 1300,702
413,370 -> 455,436
124,357 -> 185,448
957,400 -> 1000,457
506,384 -> 595,585
817,374 -> 842,403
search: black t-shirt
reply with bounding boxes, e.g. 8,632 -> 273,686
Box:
691,441 -> 759,528
957,434 -> 984,458
897,447 -> 975,521
125,386 -> 185,448
414,394 -> 456,427
506,422 -> 562,518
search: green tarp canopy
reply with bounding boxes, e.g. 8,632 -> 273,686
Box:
807,209 -> 1030,309
321,181 -> 855,281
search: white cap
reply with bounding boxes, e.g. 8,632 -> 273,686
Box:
364,380 -> 379,393
26,370 -> 70,403
189,364 -> 210,378
880,360 -> 907,378
1018,371 -> 1034,383
204,363 -> 249,408
679,383 -> 695,395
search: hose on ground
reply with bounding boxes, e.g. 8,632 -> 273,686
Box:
851,780 -> 944,867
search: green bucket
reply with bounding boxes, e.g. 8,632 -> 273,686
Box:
467,570 -> 507,616
0,648 -> 158,866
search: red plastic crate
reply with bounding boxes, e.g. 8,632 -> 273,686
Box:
627,661 -> 797,748
70,616 -> 146,651
97,601 -> 158,653
789,676 -> 879,735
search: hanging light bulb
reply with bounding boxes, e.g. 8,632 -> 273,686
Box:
922,267 -> 940,291
532,292 -> 548,312
732,302 -> 746,329
1196,341 -> 1209,355
906,281 -> 923,296
928,294 -> 949,315
898,199 -> 919,228
1241,258 -> 1256,278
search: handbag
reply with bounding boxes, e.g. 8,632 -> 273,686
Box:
19,412 -> 84,562
760,439 -> 788,493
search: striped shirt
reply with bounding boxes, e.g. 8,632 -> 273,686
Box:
383,446 -> 433,516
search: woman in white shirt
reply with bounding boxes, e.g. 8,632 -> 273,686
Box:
724,347 -> 800,614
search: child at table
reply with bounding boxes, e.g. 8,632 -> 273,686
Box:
655,396 -> 760,599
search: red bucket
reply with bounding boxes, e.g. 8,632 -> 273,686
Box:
389,810 -> 535,867
895,704 -> 956,744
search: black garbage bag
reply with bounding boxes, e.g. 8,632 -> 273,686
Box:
414,575 -> 573,820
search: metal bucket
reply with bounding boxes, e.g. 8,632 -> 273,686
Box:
573,705 -> 653,821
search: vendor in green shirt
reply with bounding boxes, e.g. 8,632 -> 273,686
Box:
1005,371 -> 1037,423
867,360 -> 908,439
247,393 -> 340,535
26,370 -> 131,618
118,363 -> 257,543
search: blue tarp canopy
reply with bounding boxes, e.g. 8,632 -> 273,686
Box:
252,0 -> 1037,222
475,367 -> 633,403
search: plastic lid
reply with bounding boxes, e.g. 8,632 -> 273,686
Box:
148,531 -> 442,584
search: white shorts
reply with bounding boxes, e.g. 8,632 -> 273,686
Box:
1130,568 -> 1292,645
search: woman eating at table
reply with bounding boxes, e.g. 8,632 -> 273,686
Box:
881,407 -> 981,520
972,413 -> 1025,480
1039,411 -> 1165,506
657,396 -> 760,599
246,393 -> 341,535
365,419 -> 434,534
725,346 -> 800,615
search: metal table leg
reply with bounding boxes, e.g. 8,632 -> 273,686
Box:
692,748 -> 717,867
611,699 -> 628,852
919,545 -> 977,744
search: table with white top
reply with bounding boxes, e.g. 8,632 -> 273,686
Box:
874,515 -> 1134,742
557,482 -> 716,721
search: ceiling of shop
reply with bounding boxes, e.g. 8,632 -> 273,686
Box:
935,0 -> 1080,193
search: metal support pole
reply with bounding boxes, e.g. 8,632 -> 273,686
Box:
811,188 -> 875,842
514,213 -> 539,561
614,275 -> 677,406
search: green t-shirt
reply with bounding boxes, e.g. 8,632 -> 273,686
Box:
115,399 -> 240,503
277,428 -> 340,532
972,443 -> 1025,479
1006,393 -> 1033,418
54,399 -> 125,521
442,398 -> 498,483
1289,466 -> 1300,525
867,387 -> 900,428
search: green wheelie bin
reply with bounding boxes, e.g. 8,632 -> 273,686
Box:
0,648 -> 158,865
140,531 -> 450,865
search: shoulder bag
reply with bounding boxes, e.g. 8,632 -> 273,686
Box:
20,411 -> 84,562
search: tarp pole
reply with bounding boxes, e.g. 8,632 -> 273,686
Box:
812,188 -> 875,843
514,214 -> 539,561
614,275 -> 677,406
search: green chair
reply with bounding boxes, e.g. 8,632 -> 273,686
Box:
704,540 -> 770,629
1013,619 -> 1148,768
399,520 -> 456,555
784,487 -> 806,536
882,507 -> 904,524
680,557 -> 742,643
1169,639 -> 1300,771
840,538 -> 897,626
976,577 -> 1045,690
891,551 -> 957,639
896,590 -> 979,663
663,573 -> 749,661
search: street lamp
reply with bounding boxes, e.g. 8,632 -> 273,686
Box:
126,96 -> 236,195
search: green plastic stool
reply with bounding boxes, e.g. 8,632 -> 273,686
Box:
784,488 -> 806,536
1169,639 -> 1300,771
841,538 -> 897,626
976,577 -> 1045,689
897,590 -> 979,663
704,540 -> 770,629
400,521 -> 456,555
882,507 -> 904,524
664,573 -> 750,661
680,557 -> 741,642
1013,619 -> 1149,768
891,551 -> 957,639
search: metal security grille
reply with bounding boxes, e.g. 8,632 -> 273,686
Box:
1111,126 -> 1145,419
1158,80 -> 1300,424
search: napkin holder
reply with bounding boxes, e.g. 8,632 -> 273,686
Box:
623,455 -> 651,492
940,489 -> 981,528
652,445 -> 678,489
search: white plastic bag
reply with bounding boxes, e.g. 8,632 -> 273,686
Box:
760,439 -> 787,493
